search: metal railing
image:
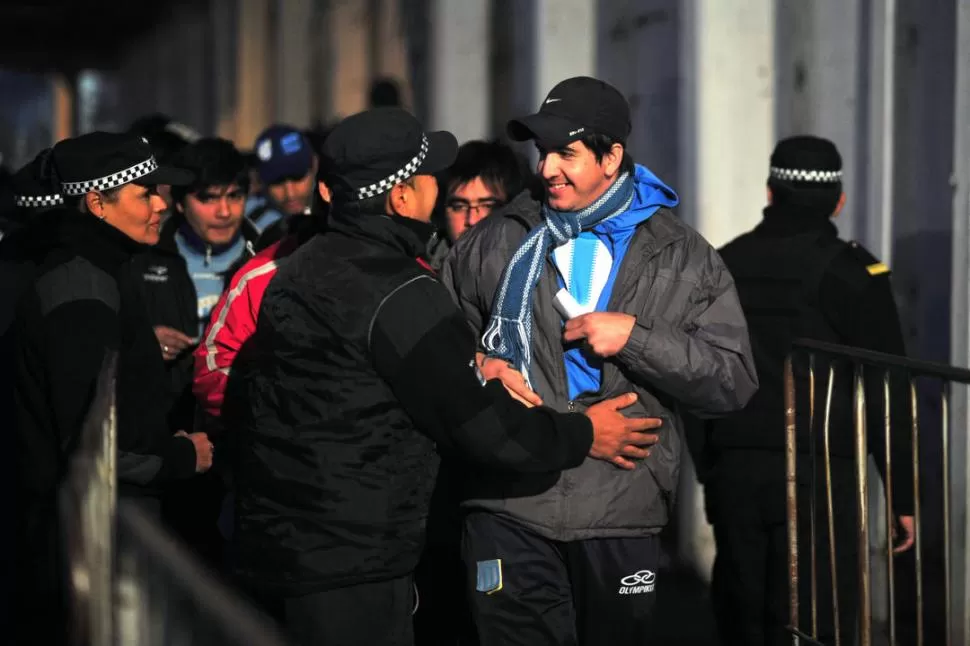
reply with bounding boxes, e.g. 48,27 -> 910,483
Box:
785,338 -> 970,646
58,352 -> 288,646
60,352 -> 118,646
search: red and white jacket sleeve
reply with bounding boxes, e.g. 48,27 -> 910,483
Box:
193,242 -> 283,418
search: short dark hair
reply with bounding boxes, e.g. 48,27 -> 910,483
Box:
767,176 -> 842,214
443,140 -> 528,200
581,133 -> 635,174
335,176 -> 420,218
169,138 -> 250,206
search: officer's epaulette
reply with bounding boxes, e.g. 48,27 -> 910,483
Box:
848,240 -> 891,276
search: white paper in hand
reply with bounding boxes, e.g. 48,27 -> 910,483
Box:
554,289 -> 588,320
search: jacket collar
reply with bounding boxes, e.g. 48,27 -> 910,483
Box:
499,187 -> 686,258
327,204 -> 432,259
157,212 -> 260,255
756,205 -> 839,237
52,208 -> 144,274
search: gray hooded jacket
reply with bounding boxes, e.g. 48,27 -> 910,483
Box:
440,189 -> 758,541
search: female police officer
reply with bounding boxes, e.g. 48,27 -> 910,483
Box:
6,132 -> 213,643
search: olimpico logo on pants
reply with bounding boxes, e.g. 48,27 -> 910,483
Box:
618,570 -> 656,595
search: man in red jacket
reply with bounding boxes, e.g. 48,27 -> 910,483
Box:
193,179 -> 330,419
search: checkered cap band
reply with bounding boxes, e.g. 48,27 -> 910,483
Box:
356,135 -> 430,200
60,156 -> 159,196
15,193 -> 64,208
770,166 -> 842,183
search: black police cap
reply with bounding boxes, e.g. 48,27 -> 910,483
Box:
507,76 -> 632,149
769,136 -> 843,184
12,148 -> 63,209
322,108 -> 458,202
53,131 -> 195,197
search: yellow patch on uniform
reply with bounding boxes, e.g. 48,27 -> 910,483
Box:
866,262 -> 890,276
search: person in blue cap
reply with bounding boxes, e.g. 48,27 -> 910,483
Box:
245,124 -> 319,246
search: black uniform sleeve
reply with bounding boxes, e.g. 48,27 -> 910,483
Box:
42,301 -> 122,459
820,246 -> 914,515
369,275 -> 593,473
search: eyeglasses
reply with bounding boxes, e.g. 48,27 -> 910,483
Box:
445,199 -> 504,217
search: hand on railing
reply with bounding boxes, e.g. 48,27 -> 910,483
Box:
893,514 -> 915,554
175,431 -> 214,473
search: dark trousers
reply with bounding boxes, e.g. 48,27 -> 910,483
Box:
275,576 -> 416,646
705,450 -> 859,646
414,461 -> 477,645
462,511 -> 659,646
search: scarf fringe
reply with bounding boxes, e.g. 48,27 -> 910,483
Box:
482,317 -> 534,388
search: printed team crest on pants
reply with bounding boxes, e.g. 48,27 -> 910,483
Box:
476,559 -> 503,594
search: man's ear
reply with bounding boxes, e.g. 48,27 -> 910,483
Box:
832,191 -> 847,219
387,182 -> 409,216
318,180 -> 332,204
766,186 -> 773,206
604,143 -> 624,178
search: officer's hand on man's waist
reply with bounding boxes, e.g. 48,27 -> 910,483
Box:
584,393 -> 662,470
563,313 -> 636,358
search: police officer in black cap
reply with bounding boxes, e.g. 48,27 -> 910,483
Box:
228,107 -> 659,646
2,132 -> 214,644
0,148 -> 64,240
705,135 -> 915,645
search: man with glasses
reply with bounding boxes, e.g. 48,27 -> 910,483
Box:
427,140 -> 528,269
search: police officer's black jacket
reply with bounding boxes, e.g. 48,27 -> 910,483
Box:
228,205 -> 595,596
1,210 -> 199,637
713,206 -> 913,513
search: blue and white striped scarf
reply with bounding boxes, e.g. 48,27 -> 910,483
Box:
482,172 -> 635,386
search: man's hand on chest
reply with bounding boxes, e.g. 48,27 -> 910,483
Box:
562,312 -> 636,358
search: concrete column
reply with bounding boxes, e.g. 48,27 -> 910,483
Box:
674,0 -> 773,582
863,0 -> 899,265
429,0 -> 490,142
775,0 -> 863,242
210,0 -> 238,140
679,0 -> 774,248
329,0 -> 371,120
949,2 -> 970,643
51,73 -> 75,143
499,0 -> 596,161
236,0 -> 273,147
275,0 -> 314,128
489,0 -> 535,141
534,0 -> 596,104
596,1 -> 680,190
175,4 -> 209,135
374,0 -> 411,109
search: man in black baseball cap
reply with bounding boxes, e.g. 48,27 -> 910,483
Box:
709,135 -> 914,646
443,77 -> 757,644
228,107 -> 659,646
507,75 -> 632,150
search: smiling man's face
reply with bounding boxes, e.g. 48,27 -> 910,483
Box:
536,140 -> 622,212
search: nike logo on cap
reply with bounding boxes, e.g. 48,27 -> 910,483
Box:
544,98 -> 562,104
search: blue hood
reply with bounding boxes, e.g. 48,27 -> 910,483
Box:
595,164 -> 679,236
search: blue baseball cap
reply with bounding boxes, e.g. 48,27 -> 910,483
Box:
253,125 -> 315,185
